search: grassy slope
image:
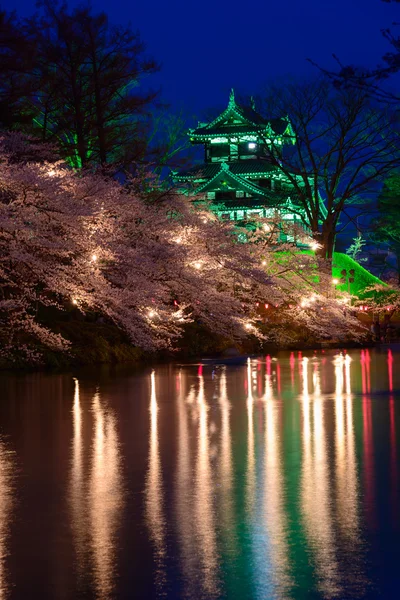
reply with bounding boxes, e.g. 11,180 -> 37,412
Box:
277,249 -> 386,297
331,252 -> 385,298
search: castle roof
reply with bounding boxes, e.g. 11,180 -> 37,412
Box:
174,159 -> 276,181
177,161 -> 287,203
189,89 -> 292,141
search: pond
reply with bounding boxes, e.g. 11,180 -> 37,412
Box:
0,348 -> 399,599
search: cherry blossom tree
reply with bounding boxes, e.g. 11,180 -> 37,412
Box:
0,133 -> 366,365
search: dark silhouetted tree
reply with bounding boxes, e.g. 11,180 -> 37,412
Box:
372,175 -> 400,282
310,1 -> 400,103
0,1 -> 160,169
257,78 -> 400,262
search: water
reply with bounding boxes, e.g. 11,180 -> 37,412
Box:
0,348 -> 399,599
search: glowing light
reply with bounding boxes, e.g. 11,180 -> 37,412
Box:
263,224 -> 271,232
332,278 -> 339,285
265,303 -> 269,309
248,142 -> 256,149
310,242 -> 319,251
91,254 -> 97,262
245,323 -> 252,330
148,310 -> 155,318
145,372 -> 166,591
47,169 -> 56,177
72,298 -> 78,305
195,368 -> 218,594
70,378 -> 85,584
0,403 -> 14,597
90,391 -> 123,597
262,260 -> 267,266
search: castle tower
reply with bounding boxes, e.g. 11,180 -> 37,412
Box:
173,90 -> 312,233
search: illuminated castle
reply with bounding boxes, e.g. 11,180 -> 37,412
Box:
174,90 -> 316,235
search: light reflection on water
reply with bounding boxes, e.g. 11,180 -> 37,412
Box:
69,378 -> 87,584
0,436 -> 13,599
263,360 -> 292,597
1,348 -> 400,598
145,371 -> 166,591
301,358 -> 340,597
69,380 -> 124,599
194,366 -> 219,597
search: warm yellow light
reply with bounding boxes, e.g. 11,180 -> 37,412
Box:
263,224 -> 271,232
91,254 -> 97,262
47,169 -> 56,177
149,310 -> 155,318
262,260 -> 267,266
194,262 -> 202,269
245,323 -> 252,330
72,299 -> 78,305
332,278 -> 339,285
310,242 -> 319,251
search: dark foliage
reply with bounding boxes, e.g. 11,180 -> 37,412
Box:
0,1 -> 160,169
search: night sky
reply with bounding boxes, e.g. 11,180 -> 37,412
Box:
8,0 -> 398,118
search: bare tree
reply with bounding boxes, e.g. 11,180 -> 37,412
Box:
257,77 -> 400,262
309,1 -> 400,103
0,2 -> 159,169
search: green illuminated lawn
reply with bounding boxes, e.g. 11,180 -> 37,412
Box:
284,250 -> 387,298
331,252 -> 385,298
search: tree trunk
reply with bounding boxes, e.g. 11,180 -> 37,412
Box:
314,220 -> 336,260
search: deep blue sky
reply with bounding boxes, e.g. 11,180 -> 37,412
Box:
8,0 -> 397,117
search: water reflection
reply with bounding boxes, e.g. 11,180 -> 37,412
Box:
388,351 -> 398,521
218,370 -> 236,556
175,371 -> 197,598
301,358 -> 340,597
194,367 -> 219,596
70,379 -> 88,583
246,359 -> 255,516
0,435 -> 13,599
3,348 -> 400,599
335,356 -> 360,545
69,380 -> 124,598
263,365 -> 291,597
361,350 -> 375,528
145,371 -> 167,590
90,390 -> 123,599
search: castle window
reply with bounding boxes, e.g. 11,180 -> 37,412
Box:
209,144 -> 229,160
216,191 -> 236,201
258,179 -> 271,189
238,142 -> 257,158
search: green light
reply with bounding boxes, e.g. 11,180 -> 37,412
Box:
173,89 -> 311,235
